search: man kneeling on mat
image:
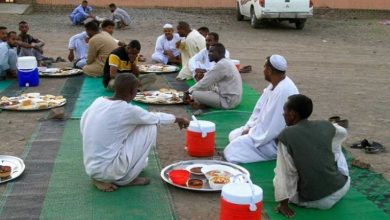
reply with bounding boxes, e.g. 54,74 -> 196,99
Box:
274,94 -> 350,217
81,73 -> 189,192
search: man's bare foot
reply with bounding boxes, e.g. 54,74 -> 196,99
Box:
190,102 -> 207,109
276,200 -> 295,218
93,179 -> 118,192
126,177 -> 151,186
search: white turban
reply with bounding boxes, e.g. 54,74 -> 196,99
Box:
270,54 -> 287,72
163,23 -> 173,29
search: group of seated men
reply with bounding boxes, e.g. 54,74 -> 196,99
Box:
1,3 -> 350,216
81,55 -> 350,217
0,21 -> 46,80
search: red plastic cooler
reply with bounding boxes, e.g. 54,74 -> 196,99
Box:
186,120 -> 215,157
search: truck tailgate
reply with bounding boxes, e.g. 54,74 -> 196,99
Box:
264,0 -> 311,12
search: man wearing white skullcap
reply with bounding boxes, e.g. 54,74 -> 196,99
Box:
151,24 -> 181,64
224,55 -> 299,163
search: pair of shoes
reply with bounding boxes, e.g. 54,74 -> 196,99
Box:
350,139 -> 385,154
328,116 -> 349,129
55,57 -> 66,62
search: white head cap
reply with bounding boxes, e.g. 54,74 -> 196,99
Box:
270,55 -> 287,72
163,23 -> 173,29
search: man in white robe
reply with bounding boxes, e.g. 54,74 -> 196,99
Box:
151,24 -> 181,65
188,32 -> 230,81
185,43 -> 242,109
176,21 -> 206,80
224,55 -> 299,163
274,94 -> 349,217
68,31 -> 88,68
81,73 -> 189,192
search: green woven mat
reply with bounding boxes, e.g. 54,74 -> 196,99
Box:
197,111 -> 389,219
0,80 -> 14,92
71,77 -> 147,119
40,120 -> 175,220
186,79 -> 259,112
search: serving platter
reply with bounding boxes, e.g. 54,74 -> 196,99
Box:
133,89 -> 183,105
0,93 -> 66,111
38,67 -> 83,77
160,160 -> 250,192
139,64 -> 180,74
0,155 -> 25,184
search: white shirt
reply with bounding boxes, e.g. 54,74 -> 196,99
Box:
80,97 -> 175,180
112,7 -> 131,25
245,76 -> 299,147
154,33 -> 181,57
188,47 -> 230,77
68,31 -> 88,60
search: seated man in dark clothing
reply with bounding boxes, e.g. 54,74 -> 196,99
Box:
274,94 -> 350,218
103,40 -> 156,91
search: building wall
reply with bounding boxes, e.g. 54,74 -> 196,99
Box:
34,0 -> 390,10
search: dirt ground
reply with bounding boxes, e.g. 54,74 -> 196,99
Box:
0,7 -> 389,220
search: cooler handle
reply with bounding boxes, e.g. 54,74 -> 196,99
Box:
231,174 -> 257,212
191,115 -> 207,138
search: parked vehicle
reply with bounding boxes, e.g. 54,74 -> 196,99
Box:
236,0 -> 314,29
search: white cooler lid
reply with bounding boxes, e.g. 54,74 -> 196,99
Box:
188,120 -> 215,133
17,56 -> 37,69
222,183 -> 263,205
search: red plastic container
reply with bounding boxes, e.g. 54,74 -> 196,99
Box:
186,120 -> 216,157
220,182 -> 263,220
168,170 -> 190,186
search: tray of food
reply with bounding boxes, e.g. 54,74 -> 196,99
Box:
160,160 -> 250,192
133,88 -> 183,105
0,93 -> 66,111
139,64 -> 179,74
38,67 -> 83,77
0,155 -> 25,184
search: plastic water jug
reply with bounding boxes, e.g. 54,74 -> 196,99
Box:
186,119 -> 215,157
220,175 -> 263,220
17,56 -> 39,87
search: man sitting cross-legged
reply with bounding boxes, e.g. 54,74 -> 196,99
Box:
184,43 -> 242,110
274,94 -> 350,217
81,73 -> 189,192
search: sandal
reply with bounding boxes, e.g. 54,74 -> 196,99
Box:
350,139 -> 370,149
365,142 -> 384,154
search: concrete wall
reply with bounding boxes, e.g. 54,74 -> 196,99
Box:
34,0 -> 390,10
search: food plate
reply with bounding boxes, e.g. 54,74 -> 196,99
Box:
161,160 -> 250,192
38,67 -> 83,77
0,93 -> 67,111
0,155 -> 25,184
133,89 -> 183,105
139,64 -> 179,74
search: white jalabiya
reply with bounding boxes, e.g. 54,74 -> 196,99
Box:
68,31 -> 88,68
151,33 -> 181,64
224,76 -> 299,163
176,30 -> 206,80
273,124 -> 350,209
81,97 -> 175,185
188,48 -> 230,79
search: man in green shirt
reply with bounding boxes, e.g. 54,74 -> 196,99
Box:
274,94 -> 350,217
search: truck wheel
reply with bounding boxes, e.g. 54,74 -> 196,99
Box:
250,8 -> 260,28
295,20 -> 305,30
236,2 -> 244,21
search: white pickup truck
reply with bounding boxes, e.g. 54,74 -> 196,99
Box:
236,0 -> 313,29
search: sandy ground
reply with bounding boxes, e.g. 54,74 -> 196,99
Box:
0,7 -> 389,220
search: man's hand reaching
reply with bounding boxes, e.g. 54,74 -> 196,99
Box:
175,117 -> 190,129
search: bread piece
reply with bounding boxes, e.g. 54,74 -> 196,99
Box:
21,99 -> 32,106
0,165 -> 12,178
